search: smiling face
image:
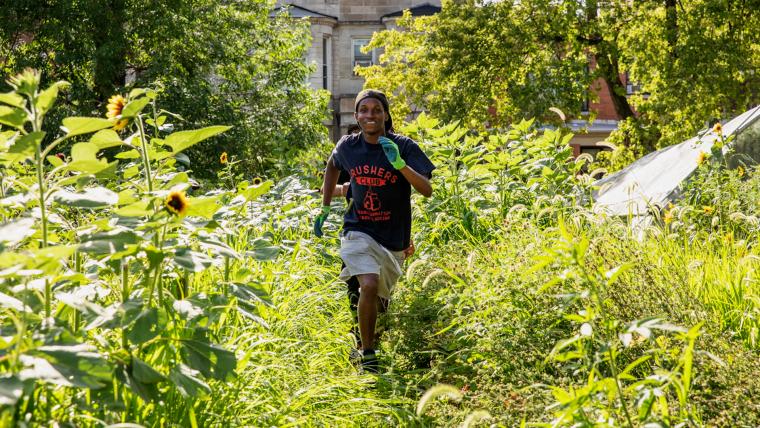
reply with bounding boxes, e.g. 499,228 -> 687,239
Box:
355,98 -> 388,137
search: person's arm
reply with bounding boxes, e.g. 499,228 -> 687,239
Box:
379,136 -> 433,197
403,238 -> 415,259
314,156 -> 342,237
319,182 -> 348,197
398,166 -> 432,197
321,156 -> 341,206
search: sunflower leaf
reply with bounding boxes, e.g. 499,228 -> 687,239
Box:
36,81 -> 69,115
161,126 -> 231,156
61,117 -> 114,137
52,187 -> 119,208
0,106 -> 27,129
121,97 -> 150,118
168,364 -> 210,397
2,132 -> 44,164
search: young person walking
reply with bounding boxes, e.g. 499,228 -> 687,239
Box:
314,90 -> 435,372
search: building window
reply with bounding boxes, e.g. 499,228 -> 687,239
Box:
352,39 -> 373,75
624,72 -> 642,95
322,37 -> 330,90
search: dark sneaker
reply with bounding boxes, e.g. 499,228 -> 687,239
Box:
361,349 -> 379,373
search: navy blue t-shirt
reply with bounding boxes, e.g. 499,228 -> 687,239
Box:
331,132 -> 435,251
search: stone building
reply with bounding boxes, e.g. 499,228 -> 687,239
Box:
274,1 -> 441,141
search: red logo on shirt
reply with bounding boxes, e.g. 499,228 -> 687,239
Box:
363,188 -> 381,212
349,163 -> 397,222
356,176 -> 387,186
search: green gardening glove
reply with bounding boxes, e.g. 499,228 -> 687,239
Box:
313,205 -> 331,237
379,136 -> 406,170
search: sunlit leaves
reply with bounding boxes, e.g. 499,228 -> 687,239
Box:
61,117 -> 114,137
180,337 -> 236,381
0,69 -> 280,423
159,126 -> 231,157
20,344 -> 111,388
169,364 -> 211,397
247,238 -> 280,261
127,308 -> 166,345
52,187 -> 119,208
0,217 -> 35,245
120,97 -> 151,118
1,132 -> 44,164
89,129 -> 123,149
35,81 -> 70,116
131,357 -> 164,384
185,196 -> 221,219
0,106 -> 27,129
173,247 -> 213,272
79,229 -> 141,254
0,92 -> 25,109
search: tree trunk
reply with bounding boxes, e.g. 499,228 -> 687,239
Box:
665,0 -> 678,56
595,46 -> 635,121
91,0 -> 127,100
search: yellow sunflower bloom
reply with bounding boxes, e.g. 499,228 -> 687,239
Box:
702,205 -> 715,215
712,122 -> 723,135
165,190 -> 190,216
697,151 -> 707,166
663,209 -> 674,224
106,94 -> 129,131
220,152 -> 228,165
738,166 -> 745,177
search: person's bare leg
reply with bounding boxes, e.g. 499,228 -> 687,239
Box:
356,273 -> 380,351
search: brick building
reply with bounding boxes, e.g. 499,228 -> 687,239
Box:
568,67 -> 641,158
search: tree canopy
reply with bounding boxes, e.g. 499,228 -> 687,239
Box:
359,0 -> 760,151
1,0 -> 329,175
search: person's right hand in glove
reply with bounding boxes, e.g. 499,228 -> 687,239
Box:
313,205 -> 330,237
378,136 -> 406,170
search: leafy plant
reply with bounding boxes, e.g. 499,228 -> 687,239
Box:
0,70 -> 273,425
533,221 -> 703,426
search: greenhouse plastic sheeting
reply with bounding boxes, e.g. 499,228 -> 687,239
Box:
593,106 -> 760,217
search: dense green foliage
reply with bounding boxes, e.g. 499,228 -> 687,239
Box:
0,0 -> 329,176
359,0 -> 760,155
2,74 -> 760,426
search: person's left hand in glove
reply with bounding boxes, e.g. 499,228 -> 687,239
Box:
378,136 -> 406,170
313,205 -> 330,237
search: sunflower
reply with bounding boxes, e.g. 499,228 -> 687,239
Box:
702,205 -> 715,215
252,177 -> 263,185
220,152 -> 228,165
738,166 -> 745,177
712,122 -> 723,135
106,94 -> 129,131
663,209 -> 674,224
697,151 -> 707,166
165,190 -> 189,216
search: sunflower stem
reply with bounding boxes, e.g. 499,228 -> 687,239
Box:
72,251 -> 82,333
29,92 -> 52,321
121,259 -> 130,351
136,115 -> 153,193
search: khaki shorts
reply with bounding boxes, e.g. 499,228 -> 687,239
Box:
339,231 -> 405,300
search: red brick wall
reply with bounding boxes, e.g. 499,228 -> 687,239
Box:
589,77 -> 621,120
587,56 -> 633,121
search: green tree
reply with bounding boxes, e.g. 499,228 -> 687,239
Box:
620,0 -> 760,147
359,0 -> 759,152
0,0 -> 329,176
